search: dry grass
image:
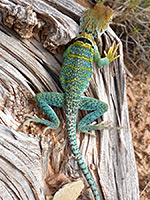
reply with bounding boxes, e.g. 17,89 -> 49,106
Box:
111,0 -> 150,75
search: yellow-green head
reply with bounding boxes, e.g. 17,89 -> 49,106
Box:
80,4 -> 113,38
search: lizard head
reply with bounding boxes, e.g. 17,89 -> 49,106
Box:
80,4 -> 113,38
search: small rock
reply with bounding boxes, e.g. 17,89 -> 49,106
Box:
53,180 -> 84,200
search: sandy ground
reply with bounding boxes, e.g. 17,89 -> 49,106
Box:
127,74 -> 150,200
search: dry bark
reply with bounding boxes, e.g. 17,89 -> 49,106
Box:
0,0 -> 139,199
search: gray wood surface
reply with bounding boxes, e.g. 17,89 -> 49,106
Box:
0,124 -> 49,200
0,0 -> 139,199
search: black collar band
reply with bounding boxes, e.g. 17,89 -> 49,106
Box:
75,37 -> 94,49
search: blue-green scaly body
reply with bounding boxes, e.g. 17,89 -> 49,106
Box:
24,4 -> 120,200
61,35 -> 101,199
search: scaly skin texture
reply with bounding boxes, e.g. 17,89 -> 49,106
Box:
24,4 -> 120,200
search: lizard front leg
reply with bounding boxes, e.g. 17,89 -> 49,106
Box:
94,43 -> 120,67
23,92 -> 64,132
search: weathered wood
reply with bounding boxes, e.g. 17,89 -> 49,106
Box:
0,124 -> 50,200
0,0 -> 139,199
0,0 -> 79,52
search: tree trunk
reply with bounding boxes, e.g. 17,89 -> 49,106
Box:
0,0 -> 139,199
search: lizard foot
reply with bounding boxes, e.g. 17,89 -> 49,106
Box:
23,114 -> 53,132
23,114 -> 39,130
23,114 -> 60,145
95,121 -> 123,130
79,121 -> 123,136
104,43 -> 120,63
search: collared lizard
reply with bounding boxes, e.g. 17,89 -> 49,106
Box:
24,3 -> 120,200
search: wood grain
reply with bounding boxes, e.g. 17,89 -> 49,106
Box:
0,0 -> 139,199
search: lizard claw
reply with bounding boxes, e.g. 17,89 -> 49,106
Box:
43,126 -> 52,134
82,131 -> 96,136
24,114 -> 38,119
23,114 -> 39,130
104,43 -> 120,63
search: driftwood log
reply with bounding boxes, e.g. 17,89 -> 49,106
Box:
0,0 -> 139,199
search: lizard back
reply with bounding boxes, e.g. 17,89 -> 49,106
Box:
60,33 -> 95,98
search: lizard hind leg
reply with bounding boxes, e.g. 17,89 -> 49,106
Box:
78,96 -> 112,135
23,92 -> 64,133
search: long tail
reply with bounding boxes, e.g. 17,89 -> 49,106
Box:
65,109 -> 100,200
